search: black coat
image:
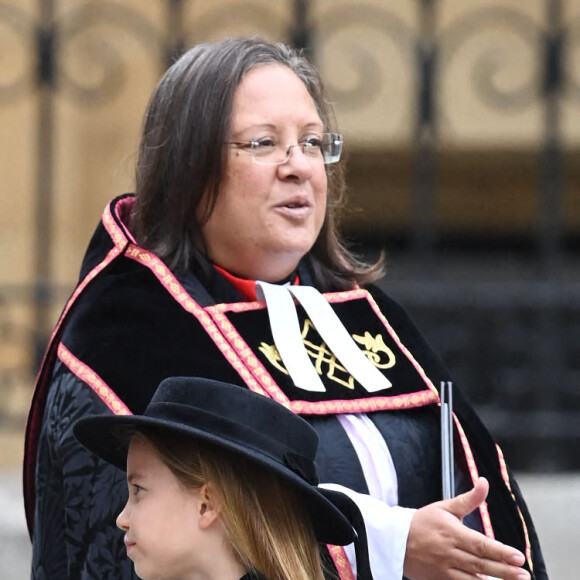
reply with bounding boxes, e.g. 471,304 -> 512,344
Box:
24,194 -> 547,580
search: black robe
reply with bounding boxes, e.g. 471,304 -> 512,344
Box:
24,194 -> 547,579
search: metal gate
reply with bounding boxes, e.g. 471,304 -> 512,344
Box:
1,0 -> 578,470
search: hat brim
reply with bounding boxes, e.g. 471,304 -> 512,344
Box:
73,414 -> 355,546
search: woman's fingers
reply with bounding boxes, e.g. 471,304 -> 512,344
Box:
443,477 -> 489,520
403,478 -> 530,580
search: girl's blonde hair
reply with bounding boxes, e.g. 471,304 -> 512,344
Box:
134,427 -> 335,580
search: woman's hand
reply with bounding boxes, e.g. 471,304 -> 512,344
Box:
403,478 -> 531,580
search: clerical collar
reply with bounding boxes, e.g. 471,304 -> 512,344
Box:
213,264 -> 299,301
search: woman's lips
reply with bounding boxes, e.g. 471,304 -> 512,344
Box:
275,198 -> 312,219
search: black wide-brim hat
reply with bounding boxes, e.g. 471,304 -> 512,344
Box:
73,376 -> 355,546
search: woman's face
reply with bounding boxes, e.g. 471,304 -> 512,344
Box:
200,64 -> 328,281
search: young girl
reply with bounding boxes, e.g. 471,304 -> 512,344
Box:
73,376 -> 363,580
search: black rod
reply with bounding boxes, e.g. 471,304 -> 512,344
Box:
412,0 -> 439,265
165,0 -> 186,69
33,0 -> 56,371
539,0 -> 564,275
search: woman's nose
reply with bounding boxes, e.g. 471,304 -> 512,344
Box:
277,144 -> 314,180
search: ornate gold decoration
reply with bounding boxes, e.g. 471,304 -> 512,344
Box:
353,330 -> 396,369
258,319 -> 396,390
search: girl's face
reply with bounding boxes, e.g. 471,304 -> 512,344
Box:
200,64 -> 328,282
117,437 -> 240,580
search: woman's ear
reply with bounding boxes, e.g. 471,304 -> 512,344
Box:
197,482 -> 221,529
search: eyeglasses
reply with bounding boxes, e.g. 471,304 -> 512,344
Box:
226,133 -> 343,165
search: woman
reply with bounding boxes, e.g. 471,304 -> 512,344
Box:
24,37 -> 546,580
73,376 -> 361,580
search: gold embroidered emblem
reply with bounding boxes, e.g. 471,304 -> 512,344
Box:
258,319 -> 396,390
353,331 -> 396,369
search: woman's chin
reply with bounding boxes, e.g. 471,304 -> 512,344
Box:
250,255 -> 306,282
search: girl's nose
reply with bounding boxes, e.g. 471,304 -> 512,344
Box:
116,503 -> 129,531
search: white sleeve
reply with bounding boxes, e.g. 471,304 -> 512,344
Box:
320,483 -> 416,580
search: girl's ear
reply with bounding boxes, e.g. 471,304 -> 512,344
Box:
197,482 -> 221,529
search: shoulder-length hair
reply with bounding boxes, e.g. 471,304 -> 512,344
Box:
134,428 -> 333,580
131,36 -> 383,291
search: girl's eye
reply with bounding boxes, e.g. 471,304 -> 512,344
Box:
130,484 -> 144,496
